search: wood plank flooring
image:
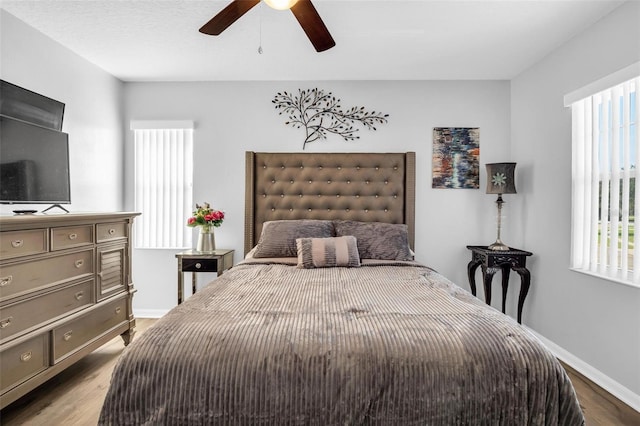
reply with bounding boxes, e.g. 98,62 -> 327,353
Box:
1,318 -> 638,425
561,362 -> 640,426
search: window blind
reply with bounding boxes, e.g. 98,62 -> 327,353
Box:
132,122 -> 194,249
571,76 -> 639,284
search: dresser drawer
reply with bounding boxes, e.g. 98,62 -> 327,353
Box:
51,225 -> 93,251
0,249 -> 94,302
96,222 -> 127,243
0,229 -> 47,260
52,296 -> 127,363
1,333 -> 48,394
0,280 -> 93,344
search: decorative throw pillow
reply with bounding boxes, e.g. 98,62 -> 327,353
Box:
296,236 -> 361,269
333,220 -> 414,261
252,220 -> 334,258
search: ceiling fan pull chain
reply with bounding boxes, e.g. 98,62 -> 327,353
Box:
258,4 -> 264,54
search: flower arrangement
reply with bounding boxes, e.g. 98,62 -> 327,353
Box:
187,202 -> 224,232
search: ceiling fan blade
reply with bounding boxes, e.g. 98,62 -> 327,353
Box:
290,0 -> 335,52
199,0 -> 260,35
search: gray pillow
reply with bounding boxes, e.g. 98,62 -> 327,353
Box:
333,220 -> 413,261
252,220 -> 334,258
296,236 -> 361,269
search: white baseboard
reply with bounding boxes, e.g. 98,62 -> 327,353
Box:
134,308 -> 170,319
526,326 -> 640,412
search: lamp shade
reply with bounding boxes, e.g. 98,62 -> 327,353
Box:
486,162 -> 517,194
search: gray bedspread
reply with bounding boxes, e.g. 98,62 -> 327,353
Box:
99,261 -> 584,425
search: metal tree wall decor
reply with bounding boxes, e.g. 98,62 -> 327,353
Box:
272,88 -> 389,150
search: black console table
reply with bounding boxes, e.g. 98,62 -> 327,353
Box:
466,245 -> 532,323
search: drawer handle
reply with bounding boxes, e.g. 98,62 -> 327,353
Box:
195,262 -> 202,269
115,307 -> 122,315
109,228 -> 116,235
69,233 -> 78,240
75,259 -> 84,268
11,239 -> 23,248
20,351 -> 32,362
0,275 -> 13,287
0,317 -> 12,329
75,291 -> 84,300
63,331 -> 73,341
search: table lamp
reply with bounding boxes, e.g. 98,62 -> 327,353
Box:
486,162 -> 517,251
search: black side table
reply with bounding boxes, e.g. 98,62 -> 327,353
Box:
466,245 -> 532,323
175,249 -> 234,304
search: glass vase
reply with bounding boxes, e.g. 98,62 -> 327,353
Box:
196,226 -> 216,252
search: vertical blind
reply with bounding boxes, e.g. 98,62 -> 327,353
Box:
570,76 -> 639,284
132,121 -> 194,249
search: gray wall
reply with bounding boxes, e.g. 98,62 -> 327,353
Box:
510,1 -> 640,399
123,80 -> 511,314
0,11 -> 125,213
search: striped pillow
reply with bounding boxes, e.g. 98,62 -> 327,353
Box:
296,236 -> 361,269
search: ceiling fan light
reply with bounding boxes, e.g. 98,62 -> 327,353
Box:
263,0 -> 299,10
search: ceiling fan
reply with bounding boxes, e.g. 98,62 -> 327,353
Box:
199,0 -> 335,52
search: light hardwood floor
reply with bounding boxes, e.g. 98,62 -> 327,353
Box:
1,318 -> 638,425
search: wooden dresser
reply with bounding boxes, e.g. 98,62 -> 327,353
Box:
0,212 -> 139,408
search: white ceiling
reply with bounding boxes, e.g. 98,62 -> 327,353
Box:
0,0 -> 626,82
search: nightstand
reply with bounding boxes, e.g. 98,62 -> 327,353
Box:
466,245 -> 532,323
175,249 -> 234,304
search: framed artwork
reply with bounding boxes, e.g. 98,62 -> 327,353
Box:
432,127 -> 480,189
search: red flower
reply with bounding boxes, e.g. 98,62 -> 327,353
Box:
187,202 -> 225,228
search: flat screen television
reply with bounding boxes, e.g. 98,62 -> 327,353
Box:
0,80 -> 65,131
0,115 -> 71,205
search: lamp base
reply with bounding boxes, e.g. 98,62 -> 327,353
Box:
488,239 -> 510,251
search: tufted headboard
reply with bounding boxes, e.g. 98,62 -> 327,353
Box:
244,152 -> 416,255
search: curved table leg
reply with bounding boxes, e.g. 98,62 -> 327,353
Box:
500,265 -> 511,314
483,266 -> 498,306
514,266 -> 531,324
467,260 -> 481,296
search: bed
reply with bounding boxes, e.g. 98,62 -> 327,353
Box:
99,152 -> 584,425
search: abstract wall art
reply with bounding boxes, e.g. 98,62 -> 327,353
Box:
432,127 -> 480,189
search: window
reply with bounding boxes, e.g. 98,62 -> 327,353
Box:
568,65 -> 639,285
131,121 -> 194,249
